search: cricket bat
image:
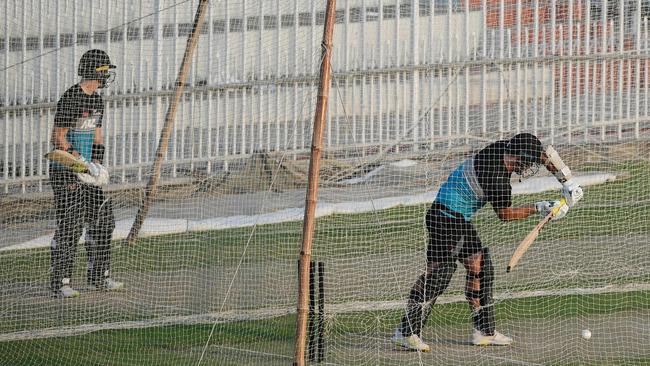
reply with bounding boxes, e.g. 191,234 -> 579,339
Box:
45,149 -> 89,173
506,198 -> 566,273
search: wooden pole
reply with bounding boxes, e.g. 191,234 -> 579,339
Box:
293,0 -> 337,365
126,0 -> 209,245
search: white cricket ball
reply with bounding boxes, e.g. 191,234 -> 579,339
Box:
581,329 -> 592,340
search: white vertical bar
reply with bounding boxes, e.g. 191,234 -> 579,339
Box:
370,74 -> 375,144
446,0 -> 452,145
635,0 -> 642,138
567,0 -> 574,142
225,0 -> 230,80
257,0 -> 263,79
379,0 -> 384,69
506,29 -> 513,132
609,21 -> 615,125
3,0 -> 8,192
618,0 -> 625,139
257,5 -> 264,153
206,89 -> 213,173
584,0 -> 591,141
72,0 -> 77,84
643,17 -> 650,116
499,0 -> 504,59
242,87 -> 249,156
152,0 -> 162,158
20,1 -> 26,192
575,24 -> 580,140
345,0 -> 350,71
481,0 -> 487,135
549,0 -> 557,144
532,0 -> 539,136
411,0 -> 419,148
137,1 -> 144,179
275,0 -> 280,77
558,26 -> 564,142
89,0 -> 94,49
275,70 -> 280,151
464,0 -> 470,142
121,0 -> 127,181
214,92 -> 220,163
361,3 -> 367,70
38,1 -> 45,183
242,0 -> 247,80
592,22 -> 598,130
600,0 -> 608,140
394,0 -> 399,67
498,0 -> 504,138
523,27 -> 529,132
224,90 -> 230,163
55,0 -> 61,95
515,0 -> 522,133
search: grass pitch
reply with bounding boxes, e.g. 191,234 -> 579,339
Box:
0,161 -> 649,365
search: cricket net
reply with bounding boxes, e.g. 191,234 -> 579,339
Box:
1,0 -> 650,366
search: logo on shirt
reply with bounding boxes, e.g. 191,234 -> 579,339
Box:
75,109 -> 101,131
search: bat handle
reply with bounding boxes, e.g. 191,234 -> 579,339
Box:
506,266 -> 511,273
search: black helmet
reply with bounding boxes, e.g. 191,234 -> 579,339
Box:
506,133 -> 543,164
77,49 -> 116,88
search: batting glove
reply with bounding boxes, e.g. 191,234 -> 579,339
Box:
77,163 -> 109,186
548,200 -> 569,221
561,178 -> 583,207
534,201 -> 553,217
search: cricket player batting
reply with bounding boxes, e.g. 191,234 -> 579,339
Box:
392,133 -> 583,351
49,49 -> 123,298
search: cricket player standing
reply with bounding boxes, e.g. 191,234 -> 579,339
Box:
49,49 -> 123,298
393,133 -> 583,351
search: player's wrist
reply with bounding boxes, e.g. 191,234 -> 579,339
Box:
65,146 -> 80,157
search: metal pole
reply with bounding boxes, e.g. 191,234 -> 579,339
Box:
294,0 -> 336,364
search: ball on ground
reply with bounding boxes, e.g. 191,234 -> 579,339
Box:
581,329 -> 592,340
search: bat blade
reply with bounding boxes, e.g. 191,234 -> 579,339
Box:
506,212 -> 553,273
45,150 -> 89,173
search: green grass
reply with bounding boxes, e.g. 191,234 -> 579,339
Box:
2,162 -> 649,278
1,161 -> 649,365
1,291 -> 648,366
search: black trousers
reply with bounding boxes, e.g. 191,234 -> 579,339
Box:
400,203 -> 486,336
426,203 -> 483,263
49,168 -> 115,290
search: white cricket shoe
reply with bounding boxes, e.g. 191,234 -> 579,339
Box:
91,278 -> 124,291
103,278 -> 124,291
54,285 -> 80,298
392,329 -> 431,352
471,329 -> 513,346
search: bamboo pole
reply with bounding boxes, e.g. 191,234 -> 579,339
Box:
126,0 -> 209,245
293,0 -> 337,365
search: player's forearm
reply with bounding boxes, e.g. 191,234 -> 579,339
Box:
496,205 -> 536,221
93,127 -> 103,145
51,128 -> 72,151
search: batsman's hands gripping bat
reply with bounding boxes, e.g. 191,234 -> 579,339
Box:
45,149 -> 109,186
507,198 -> 568,273
535,199 -> 569,221
45,149 -> 89,173
76,162 -> 109,186
561,179 -> 583,208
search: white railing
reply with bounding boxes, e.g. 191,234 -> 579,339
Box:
3,0 -> 650,194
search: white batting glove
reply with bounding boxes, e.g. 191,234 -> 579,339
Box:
87,162 -> 102,178
534,201 -> 553,218
77,163 -> 109,186
548,200 -> 569,221
561,179 -> 583,208
535,200 -> 569,220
